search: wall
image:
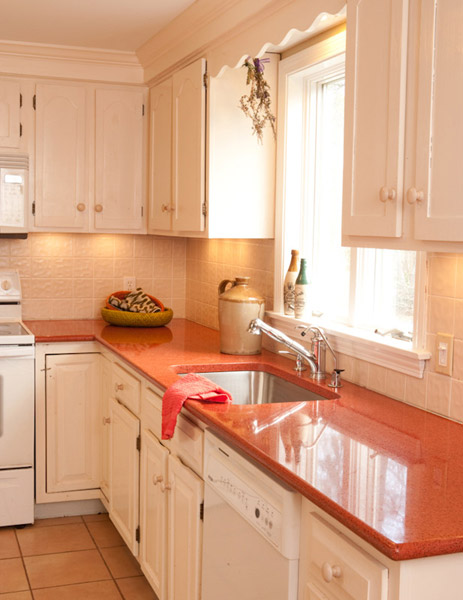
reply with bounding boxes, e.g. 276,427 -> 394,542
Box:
3,233 -> 186,320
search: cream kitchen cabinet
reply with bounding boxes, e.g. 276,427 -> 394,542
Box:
140,384 -> 204,600
148,55 -> 275,238
0,79 -> 24,150
35,342 -> 102,504
32,82 -> 147,233
343,0 -> 463,249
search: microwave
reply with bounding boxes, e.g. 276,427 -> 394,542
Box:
0,155 -> 28,236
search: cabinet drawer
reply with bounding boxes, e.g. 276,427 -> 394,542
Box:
111,362 -> 141,415
305,514 -> 388,600
142,386 -> 165,443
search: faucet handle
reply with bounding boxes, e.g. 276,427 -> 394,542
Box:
328,368 -> 344,388
278,350 -> 307,372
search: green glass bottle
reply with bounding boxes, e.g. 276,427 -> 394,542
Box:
294,258 -> 308,319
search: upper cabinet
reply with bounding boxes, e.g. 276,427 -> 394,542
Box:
0,80 -> 22,150
343,0 -> 463,249
148,56 -> 276,238
32,82 -> 147,234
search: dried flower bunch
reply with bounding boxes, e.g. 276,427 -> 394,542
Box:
239,57 -> 276,143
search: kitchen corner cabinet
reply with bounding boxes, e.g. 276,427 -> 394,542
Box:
343,0 -> 463,249
148,55 -> 276,238
32,82 -> 147,234
140,384 -> 204,600
35,342 -> 102,503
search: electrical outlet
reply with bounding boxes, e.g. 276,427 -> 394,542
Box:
123,276 -> 136,291
435,332 -> 454,376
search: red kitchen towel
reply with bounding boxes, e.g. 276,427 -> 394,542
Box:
162,373 -> 232,439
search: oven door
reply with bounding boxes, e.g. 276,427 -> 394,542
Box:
0,347 -> 34,468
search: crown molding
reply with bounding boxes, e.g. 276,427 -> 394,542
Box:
0,40 -> 144,84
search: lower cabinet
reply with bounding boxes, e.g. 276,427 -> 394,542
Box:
140,386 -> 204,600
109,396 -> 140,556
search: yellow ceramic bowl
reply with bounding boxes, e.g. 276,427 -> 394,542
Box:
101,307 -> 173,328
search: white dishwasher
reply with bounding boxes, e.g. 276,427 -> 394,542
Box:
202,430 -> 301,600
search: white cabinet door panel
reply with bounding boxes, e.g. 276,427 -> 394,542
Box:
95,89 -> 144,231
343,0 -> 408,238
35,83 -> 87,229
172,59 -> 206,232
109,396 -> 140,556
0,80 -> 20,148
140,430 -> 169,600
46,353 -> 100,493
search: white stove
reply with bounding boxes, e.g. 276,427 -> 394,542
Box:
0,270 -> 35,527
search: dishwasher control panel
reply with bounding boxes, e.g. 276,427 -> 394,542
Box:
204,431 -> 302,559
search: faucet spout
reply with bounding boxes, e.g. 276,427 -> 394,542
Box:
248,318 -> 318,374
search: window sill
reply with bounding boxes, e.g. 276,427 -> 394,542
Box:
265,311 -> 431,378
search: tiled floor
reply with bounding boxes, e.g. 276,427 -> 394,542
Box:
0,514 -> 158,599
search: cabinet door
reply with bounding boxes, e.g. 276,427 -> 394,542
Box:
0,80 -> 21,149
46,353 -> 100,493
35,83 -> 88,229
167,454 -> 203,600
95,88 -> 145,232
412,0 -> 463,241
148,80 -> 173,233
109,397 -> 140,556
100,356 -> 111,501
172,59 -> 206,232
342,0 -> 408,238
140,430 -> 169,600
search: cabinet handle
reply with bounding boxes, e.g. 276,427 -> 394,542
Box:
161,481 -> 172,492
152,475 -> 163,485
95,204 -> 103,213
114,383 -> 124,392
379,186 -> 396,203
321,562 -> 342,583
76,203 -> 86,212
406,187 -> 424,204
161,204 -> 174,213
102,417 -> 111,425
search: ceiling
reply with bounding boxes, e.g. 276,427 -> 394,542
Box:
0,0 -> 197,52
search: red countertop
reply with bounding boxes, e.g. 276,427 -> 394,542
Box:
26,318 -> 463,562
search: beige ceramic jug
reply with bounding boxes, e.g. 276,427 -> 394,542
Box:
218,277 -> 265,355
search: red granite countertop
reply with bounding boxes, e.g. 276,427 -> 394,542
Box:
26,318 -> 463,562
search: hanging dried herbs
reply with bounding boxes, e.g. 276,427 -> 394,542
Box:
239,57 -> 276,143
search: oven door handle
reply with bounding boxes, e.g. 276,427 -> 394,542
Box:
0,345 -> 34,358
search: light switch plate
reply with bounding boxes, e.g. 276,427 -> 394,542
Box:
435,332 -> 454,376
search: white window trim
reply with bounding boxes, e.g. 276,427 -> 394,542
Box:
273,31 -> 431,379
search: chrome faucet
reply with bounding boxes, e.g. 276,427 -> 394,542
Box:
299,325 -> 343,387
248,318 -> 318,374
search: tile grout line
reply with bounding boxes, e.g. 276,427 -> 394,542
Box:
13,526 -> 34,596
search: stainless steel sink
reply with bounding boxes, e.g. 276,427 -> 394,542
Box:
181,370 -> 330,405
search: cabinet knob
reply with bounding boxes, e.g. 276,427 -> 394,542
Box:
114,383 -> 124,392
321,562 -> 342,583
379,186 -> 396,202
102,417 -> 111,425
161,203 -> 174,213
152,475 -> 163,485
95,204 -> 103,213
161,482 -> 172,493
407,187 -> 424,204
76,203 -> 86,212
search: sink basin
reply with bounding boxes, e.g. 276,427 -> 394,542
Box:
182,370 -> 330,405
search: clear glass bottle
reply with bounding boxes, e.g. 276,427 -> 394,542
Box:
283,249 -> 299,315
294,258 -> 309,319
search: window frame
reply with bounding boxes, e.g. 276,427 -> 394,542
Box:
272,30 -> 430,378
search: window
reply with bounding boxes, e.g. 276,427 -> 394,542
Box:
273,30 -> 429,376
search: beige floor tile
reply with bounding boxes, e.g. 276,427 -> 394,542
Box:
0,558 -> 29,594
0,528 -> 20,559
82,513 -> 109,523
24,549 -> 111,589
100,546 -> 142,579
33,580 -> 123,600
0,592 -> 32,600
116,576 -> 158,600
34,516 -> 83,528
86,520 -> 124,548
17,523 -> 95,556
